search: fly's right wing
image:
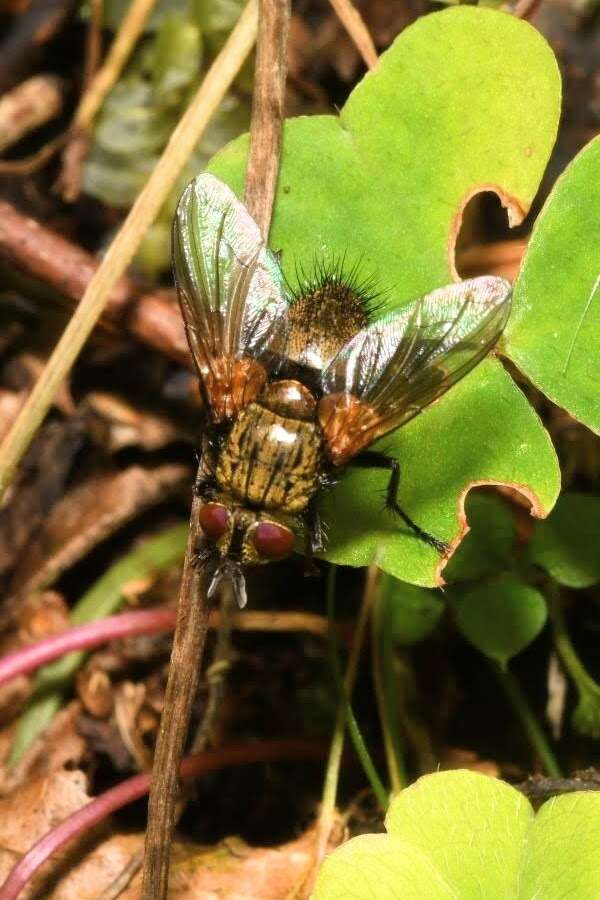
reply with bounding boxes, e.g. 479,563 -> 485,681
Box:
173,174 -> 289,423
318,276 -> 512,465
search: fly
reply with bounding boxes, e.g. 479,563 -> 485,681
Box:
173,174 -> 512,607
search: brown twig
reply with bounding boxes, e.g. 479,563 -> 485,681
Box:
518,769 -> 600,805
140,498 -> 208,899
0,0 -> 74,93
244,0 -> 291,238
327,0 -> 378,71
0,75 -> 64,154
0,134 -> 67,175
0,200 -> 190,364
141,2 -> 289,895
511,0 -> 542,20
58,0 -> 157,201
57,0 -> 104,200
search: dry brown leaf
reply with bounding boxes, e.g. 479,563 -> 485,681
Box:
440,747 -> 500,778
0,418 -> 84,584
0,702 -> 86,794
84,392 -> 189,453
9,463 -> 190,597
38,828 -> 317,899
76,668 -> 114,719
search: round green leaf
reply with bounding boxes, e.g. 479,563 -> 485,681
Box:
385,770 -> 533,898
209,7 -> 561,586
507,136 -> 600,434
455,573 -> 547,665
443,492 -> 516,583
381,576 -> 444,646
530,492 -> 600,588
313,834 -> 454,900
314,771 -> 600,899
519,793 -> 600,900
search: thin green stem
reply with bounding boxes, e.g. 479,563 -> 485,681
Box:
490,660 -> 562,778
371,590 -> 407,793
545,580 -> 600,738
546,581 -> 600,693
325,565 -> 388,810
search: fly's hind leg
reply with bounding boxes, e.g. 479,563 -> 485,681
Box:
350,451 -> 449,554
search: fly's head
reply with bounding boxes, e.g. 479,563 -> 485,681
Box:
197,497 -> 296,608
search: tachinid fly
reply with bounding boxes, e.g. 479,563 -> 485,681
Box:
174,174 -> 512,608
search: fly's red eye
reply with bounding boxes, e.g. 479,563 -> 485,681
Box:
199,503 -> 230,541
253,522 -> 295,560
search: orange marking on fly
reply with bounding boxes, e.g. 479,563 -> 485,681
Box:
204,356 -> 267,422
318,393 -> 382,466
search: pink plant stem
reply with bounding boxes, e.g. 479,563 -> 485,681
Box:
0,740 -> 324,900
0,609 -> 177,687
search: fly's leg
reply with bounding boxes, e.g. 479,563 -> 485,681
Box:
192,448 -> 218,501
350,451 -> 449,554
303,497 -> 323,576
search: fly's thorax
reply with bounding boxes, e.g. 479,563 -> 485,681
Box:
259,379 -> 316,420
198,497 -> 296,565
215,396 -> 322,514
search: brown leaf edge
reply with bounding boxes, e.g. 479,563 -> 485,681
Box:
435,478 -> 548,586
447,184 -> 528,281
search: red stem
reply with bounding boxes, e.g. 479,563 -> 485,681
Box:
0,609 -> 177,686
0,740 -> 324,900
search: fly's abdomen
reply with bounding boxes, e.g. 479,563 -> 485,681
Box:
216,404 -> 321,513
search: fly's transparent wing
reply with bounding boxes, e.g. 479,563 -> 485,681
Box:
173,173 -> 289,422
318,276 -> 512,465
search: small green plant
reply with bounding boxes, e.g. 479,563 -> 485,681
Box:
313,769 -> 600,899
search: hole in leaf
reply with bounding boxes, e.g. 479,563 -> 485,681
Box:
453,190 -> 526,282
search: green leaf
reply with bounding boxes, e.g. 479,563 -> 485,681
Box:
530,492 -> 600,588
507,136 -> 600,434
314,770 -> 600,899
380,575 -> 444,646
455,573 -> 547,665
385,770 -> 532,897
313,834 -> 454,900
209,7 -> 561,586
444,492 -> 516,582
519,793 -> 600,899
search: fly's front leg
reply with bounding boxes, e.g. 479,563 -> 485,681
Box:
192,446 -> 218,501
350,451 -> 449,554
303,496 -> 323,577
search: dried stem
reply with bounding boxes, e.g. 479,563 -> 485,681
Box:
0,0 -> 259,502
327,0 -> 378,71
58,0 -> 104,200
141,498 -> 209,900
191,586 -> 235,753
142,2 -> 288,893
244,0 -> 291,238
73,0 -> 157,135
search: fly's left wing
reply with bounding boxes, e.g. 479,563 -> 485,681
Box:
318,276 -> 512,465
173,174 -> 289,423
